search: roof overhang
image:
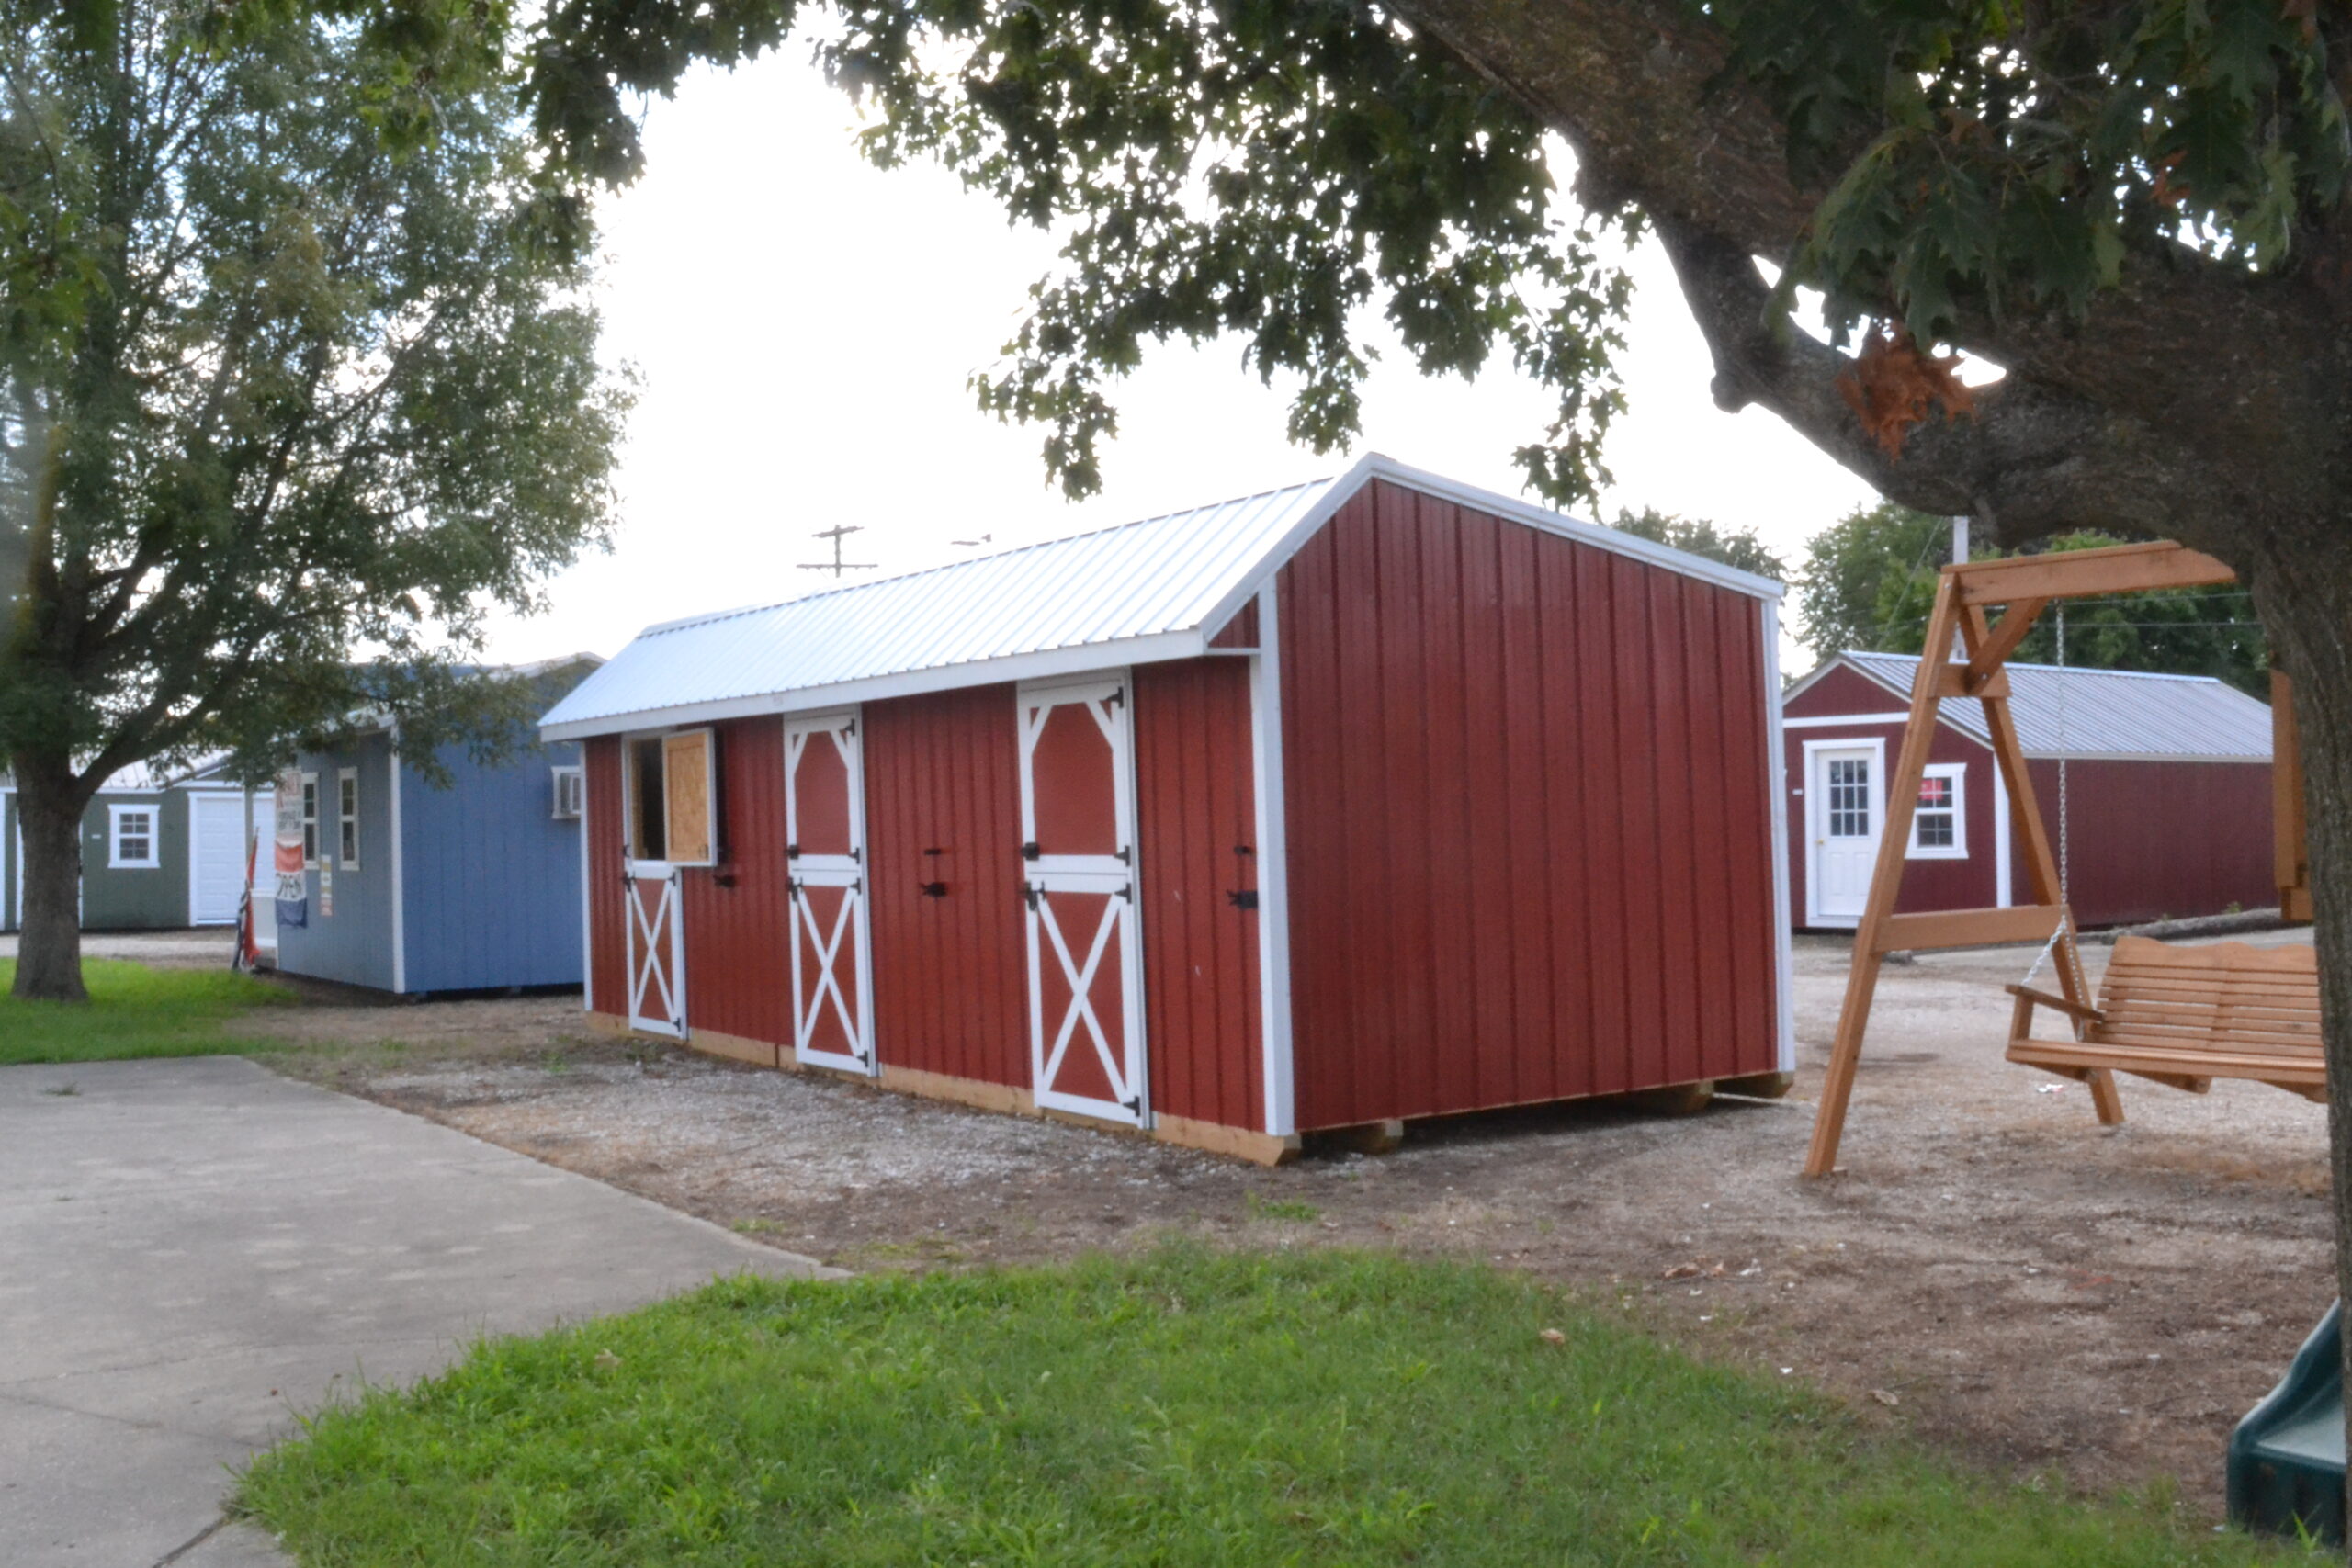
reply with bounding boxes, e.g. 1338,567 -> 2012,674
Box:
542,452 -> 1786,742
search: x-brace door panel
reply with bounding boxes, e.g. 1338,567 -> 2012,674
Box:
786,712 -> 873,1073
625,863 -> 684,1038
1018,677 -> 1147,1124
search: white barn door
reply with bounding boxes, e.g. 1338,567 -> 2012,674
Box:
189,794 -> 247,925
1017,676 -> 1147,1126
785,712 -> 873,1073
625,865 -> 685,1037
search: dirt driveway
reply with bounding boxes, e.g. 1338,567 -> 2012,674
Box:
249,931 -> 2332,1518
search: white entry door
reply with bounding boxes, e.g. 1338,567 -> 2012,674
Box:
625,863 -> 685,1037
189,794 -> 247,925
1017,676 -> 1148,1125
1807,743 -> 1884,926
785,712 -> 873,1073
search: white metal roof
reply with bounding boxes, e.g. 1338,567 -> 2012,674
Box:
1815,651 -> 2272,761
541,453 -> 1783,740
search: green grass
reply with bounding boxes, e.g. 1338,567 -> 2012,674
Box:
237,1249 -> 2302,1566
0,960 -> 286,1066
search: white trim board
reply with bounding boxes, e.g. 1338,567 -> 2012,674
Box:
1250,585 -> 1297,1137
1782,712 -> 1912,729
1761,603 -> 1797,1077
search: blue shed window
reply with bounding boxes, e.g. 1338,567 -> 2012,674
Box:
337,769 -> 359,869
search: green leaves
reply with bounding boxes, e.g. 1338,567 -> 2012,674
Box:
0,0 -> 626,793
1718,0 -> 2352,344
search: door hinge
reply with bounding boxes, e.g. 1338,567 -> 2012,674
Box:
1119,883 -> 1134,902
1107,686 -> 1125,708
1115,844 -> 1131,864
1023,884 -> 1043,911
786,842 -> 800,860
1123,1092 -> 1143,1115
1021,840 -> 1041,861
1227,888 -> 1259,911
787,878 -> 803,899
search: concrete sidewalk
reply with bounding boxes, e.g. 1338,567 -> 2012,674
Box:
0,1056 -> 834,1567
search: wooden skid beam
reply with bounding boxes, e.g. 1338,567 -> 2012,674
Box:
1952,541 -> 2234,605
1875,905 -> 2064,953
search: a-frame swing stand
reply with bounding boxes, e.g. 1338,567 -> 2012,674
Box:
1803,540 -> 2240,1178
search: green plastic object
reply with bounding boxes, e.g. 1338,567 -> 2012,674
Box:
2227,1300 -> 2345,1546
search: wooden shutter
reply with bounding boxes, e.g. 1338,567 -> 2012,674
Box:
663,731 -> 714,864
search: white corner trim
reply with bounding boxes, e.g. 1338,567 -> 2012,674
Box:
578,743 -> 594,1013
1761,604 -> 1797,1076
1250,585 -> 1297,1137
1992,758 -> 2013,908
388,731 -> 407,994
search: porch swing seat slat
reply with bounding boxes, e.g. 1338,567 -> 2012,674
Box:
2007,935 -> 2324,1102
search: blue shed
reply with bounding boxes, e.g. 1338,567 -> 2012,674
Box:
272,659 -> 597,996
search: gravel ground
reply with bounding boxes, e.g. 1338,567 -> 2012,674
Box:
249,928 -> 2334,1518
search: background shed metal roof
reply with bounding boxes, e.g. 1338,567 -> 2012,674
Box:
1837,651 -> 2272,761
542,454 -> 1783,739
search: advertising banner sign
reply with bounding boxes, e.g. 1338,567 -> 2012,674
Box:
273,770 -> 307,929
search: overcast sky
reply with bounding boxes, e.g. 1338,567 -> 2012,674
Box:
482,51 -> 1881,667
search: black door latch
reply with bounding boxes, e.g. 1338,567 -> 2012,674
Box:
1227,888 -> 1259,910
919,881 -> 948,898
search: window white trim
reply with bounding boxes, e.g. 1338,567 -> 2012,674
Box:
107,804 -> 161,869
336,767 -> 360,871
1906,762 -> 1969,860
300,772 -> 321,869
551,764 -> 584,820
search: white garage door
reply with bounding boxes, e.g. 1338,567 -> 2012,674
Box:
190,793 -> 247,925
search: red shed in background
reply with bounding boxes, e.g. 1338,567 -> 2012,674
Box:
544,456 -> 1795,1163
1783,651 -> 2274,931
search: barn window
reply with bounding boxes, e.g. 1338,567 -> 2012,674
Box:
337,769 -> 359,870
109,805 -> 159,869
626,730 -> 715,865
550,765 -> 583,820
300,773 -> 320,866
1907,764 -> 1967,859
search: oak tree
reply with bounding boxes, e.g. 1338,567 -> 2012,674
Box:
1,2 -> 625,998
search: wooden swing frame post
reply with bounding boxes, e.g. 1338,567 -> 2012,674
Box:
1801,541 -> 2241,1178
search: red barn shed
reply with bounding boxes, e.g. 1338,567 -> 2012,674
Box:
1783,651 -> 2274,931
542,456 -> 1795,1162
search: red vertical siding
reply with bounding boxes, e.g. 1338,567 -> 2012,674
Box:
676,716 -> 791,1055
2029,758 -> 2273,926
1206,599 -> 1260,649
1133,657 -> 1263,1133
1277,479 -> 1781,1130
1781,661 -> 2272,929
865,683 -> 1029,1089
585,735 -> 628,1018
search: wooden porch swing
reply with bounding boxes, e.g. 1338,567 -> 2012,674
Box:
1803,540 -> 2321,1178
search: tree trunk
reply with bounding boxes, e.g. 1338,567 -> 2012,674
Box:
2245,541 -> 2352,1527
10,753 -> 89,1002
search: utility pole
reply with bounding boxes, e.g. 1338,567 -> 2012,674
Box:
798,525 -> 877,579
